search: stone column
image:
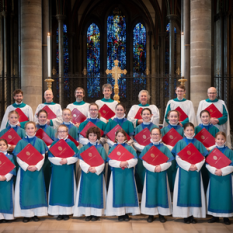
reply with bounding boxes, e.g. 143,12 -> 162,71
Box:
184,0 -> 190,98
21,0 -> 42,113
190,0 -> 211,110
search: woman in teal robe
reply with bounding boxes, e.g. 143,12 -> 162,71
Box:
13,121 -> 48,223
106,129 -> 140,221
140,128 -> 174,223
206,132 -> 233,225
172,122 -> 208,224
73,126 -> 107,221
133,108 -> 158,193
48,125 -> 78,221
0,139 -> 16,222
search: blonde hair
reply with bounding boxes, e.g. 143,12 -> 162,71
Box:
8,110 -> 19,118
215,131 -> 226,140
56,124 -> 69,137
62,108 -> 72,114
25,121 -> 36,129
102,84 -> 112,92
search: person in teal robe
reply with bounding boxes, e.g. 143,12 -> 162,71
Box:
48,125 -> 78,221
161,110 -> 184,192
206,132 -> 233,225
13,121 -> 48,223
140,128 -> 174,223
133,108 -> 158,193
106,129 -> 140,221
78,103 -> 106,145
0,139 -> 16,222
73,126 -> 107,221
172,122 -> 208,224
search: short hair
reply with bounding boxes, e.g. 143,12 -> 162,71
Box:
25,121 -> 36,129
37,109 -> 48,117
138,90 -> 150,101
167,110 -> 180,119
8,110 -> 19,118
102,84 -> 112,92
86,126 -> 101,140
215,131 -> 226,140
44,89 -> 53,96
176,85 -> 186,91
115,103 -> 126,110
74,87 -> 85,96
141,108 -> 152,115
200,110 -> 210,117
89,103 -> 101,118
183,122 -> 195,130
0,139 -> 8,146
13,89 -> 23,96
151,127 -> 161,134
115,128 -> 127,142
62,108 -> 72,114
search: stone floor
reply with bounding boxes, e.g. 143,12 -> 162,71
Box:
0,215 -> 232,233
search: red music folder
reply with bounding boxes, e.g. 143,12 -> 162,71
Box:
206,148 -> 232,169
162,128 -> 183,147
106,124 -> 130,142
15,108 -> 28,122
17,144 -> 44,166
68,134 -> 79,147
134,128 -> 151,146
141,146 -> 169,166
134,107 -> 143,120
0,153 -> 15,176
108,144 -> 134,161
0,128 -> 21,146
205,104 -> 223,118
42,105 -> 57,120
71,108 -> 86,124
80,121 -> 104,137
49,139 -> 75,158
99,104 -> 115,120
194,128 -> 215,148
175,106 -> 188,122
80,146 -> 104,167
178,143 -> 204,164
35,128 -> 53,146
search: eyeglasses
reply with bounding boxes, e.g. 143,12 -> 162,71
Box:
90,109 -> 98,111
208,92 -> 217,94
58,131 -> 68,133
151,134 -> 160,136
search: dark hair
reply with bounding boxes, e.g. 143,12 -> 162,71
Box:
74,87 -> 85,96
89,103 -> 101,118
115,128 -> 127,142
167,110 -> 180,119
115,103 -> 126,110
183,122 -> 195,130
37,109 -> 48,117
151,127 -> 161,134
200,110 -> 210,117
176,85 -> 186,91
0,139 -> 8,146
215,131 -> 226,140
141,108 -> 152,115
13,89 -> 23,96
86,126 -> 101,140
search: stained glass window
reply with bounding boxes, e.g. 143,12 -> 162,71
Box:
107,9 -> 127,98
87,23 -> 101,98
133,23 -> 146,89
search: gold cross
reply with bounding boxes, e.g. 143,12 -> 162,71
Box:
106,60 -> 127,103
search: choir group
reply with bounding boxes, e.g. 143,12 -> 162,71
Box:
0,84 -> 232,226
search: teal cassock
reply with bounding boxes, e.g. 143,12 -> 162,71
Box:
0,153 -> 16,215
161,124 -> 184,192
48,139 -> 78,207
140,143 -> 174,208
77,142 -> 107,208
0,125 -> 26,139
207,146 -> 233,215
107,143 -> 138,208
13,137 -> 48,209
36,124 -> 55,191
62,122 -> 79,141
172,138 -> 208,207
134,122 -> 158,193
195,123 -> 219,192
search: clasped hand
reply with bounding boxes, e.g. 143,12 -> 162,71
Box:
189,164 -> 197,171
28,166 -> 37,172
120,161 -> 128,168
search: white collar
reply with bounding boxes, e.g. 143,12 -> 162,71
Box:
169,122 -> 179,126
215,143 -> 225,148
26,133 -> 36,138
116,114 -> 125,119
150,138 -> 162,145
15,101 -> 22,105
63,121 -> 72,125
58,135 -> 68,140
142,121 -> 151,125
117,140 -> 127,144
202,123 -> 210,126
38,123 -> 47,126
0,150 -> 7,155
184,133 -> 195,140
90,116 -> 98,120
89,140 -> 98,145
9,122 -> 19,127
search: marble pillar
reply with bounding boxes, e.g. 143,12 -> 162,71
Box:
21,0 -> 42,113
190,0 -> 211,110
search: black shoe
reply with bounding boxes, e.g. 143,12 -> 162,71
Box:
124,214 -> 130,222
208,217 -> 219,223
118,215 -> 125,222
184,217 -> 190,224
224,218 -> 231,225
189,216 -> 197,224
32,216 -> 40,222
147,215 -> 154,223
159,215 -> 166,223
91,216 -> 98,221
85,216 -> 92,221
63,215 -> 69,221
23,217 -> 30,223
0,219 -> 7,223
56,215 -> 63,221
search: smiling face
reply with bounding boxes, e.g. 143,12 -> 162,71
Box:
13,93 -> 23,103
88,132 -> 98,143
75,89 -> 84,101
38,112 -> 48,125
200,112 -> 210,124
139,92 -> 148,105
116,132 -> 126,144
57,126 -> 68,139
89,105 -> 98,118
184,126 -> 195,138
215,134 -> 226,147
207,87 -> 217,101
141,109 -> 152,122
0,140 -> 8,151
103,88 -> 112,99
8,113 -> 19,125
25,123 -> 36,136
44,90 -> 54,103
62,110 -> 72,123
151,128 -> 161,142
175,87 -> 185,99
168,111 -> 179,125
115,105 -> 125,118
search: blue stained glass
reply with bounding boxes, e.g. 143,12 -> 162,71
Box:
107,10 -> 127,98
87,23 -> 101,98
133,23 -> 146,89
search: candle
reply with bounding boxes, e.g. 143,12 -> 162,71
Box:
47,33 -> 51,77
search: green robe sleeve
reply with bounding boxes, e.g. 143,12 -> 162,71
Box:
218,105 -> 228,125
